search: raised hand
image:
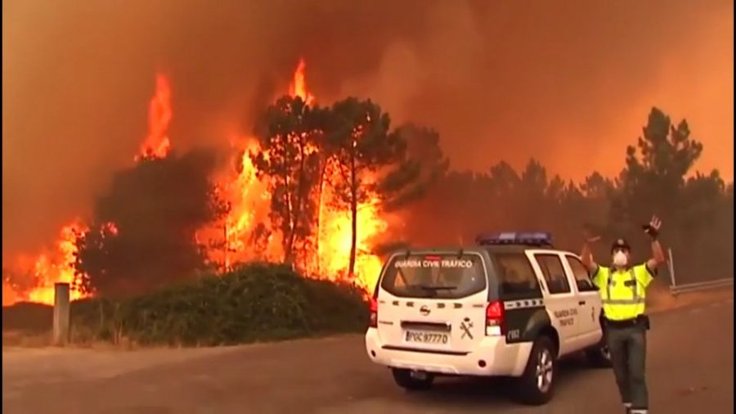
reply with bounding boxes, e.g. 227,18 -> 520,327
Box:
586,235 -> 601,243
582,225 -> 601,244
642,215 -> 662,238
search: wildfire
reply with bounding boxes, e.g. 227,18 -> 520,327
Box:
3,222 -> 87,305
205,138 -> 282,269
216,57 -> 387,290
5,58 -> 388,306
4,73 -> 174,306
288,58 -> 316,106
135,73 -> 172,160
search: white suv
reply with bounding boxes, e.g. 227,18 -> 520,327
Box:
364,232 -> 611,405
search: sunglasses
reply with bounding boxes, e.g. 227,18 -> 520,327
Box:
612,247 -> 630,254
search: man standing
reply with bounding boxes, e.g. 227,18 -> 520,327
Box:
580,216 -> 667,414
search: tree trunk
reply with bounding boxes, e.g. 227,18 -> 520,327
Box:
283,164 -> 295,264
288,135 -> 309,270
223,221 -> 230,272
348,148 -> 358,280
315,160 -> 328,275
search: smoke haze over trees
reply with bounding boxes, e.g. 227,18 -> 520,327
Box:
397,107 -> 733,283
3,0 -> 732,256
69,102 -> 733,295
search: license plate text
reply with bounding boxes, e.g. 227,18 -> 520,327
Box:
405,330 -> 449,344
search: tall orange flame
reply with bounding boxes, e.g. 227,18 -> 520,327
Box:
288,58 -> 316,106
136,73 -> 172,160
4,221 -> 88,305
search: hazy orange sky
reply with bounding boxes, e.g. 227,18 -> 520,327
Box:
3,0 -> 733,253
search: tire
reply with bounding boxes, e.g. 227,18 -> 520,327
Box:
513,336 -> 557,405
391,368 -> 434,391
586,343 -> 612,368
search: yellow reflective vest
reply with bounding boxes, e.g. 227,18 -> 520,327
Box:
591,264 -> 654,321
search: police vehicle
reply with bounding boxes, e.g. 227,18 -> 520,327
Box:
364,232 -> 611,405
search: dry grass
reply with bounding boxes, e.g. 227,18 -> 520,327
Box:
2,330 -> 51,348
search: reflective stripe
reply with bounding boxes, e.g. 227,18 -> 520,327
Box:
630,410 -> 648,414
605,268 -> 640,301
602,298 -> 646,305
504,299 -> 545,309
631,268 -> 639,299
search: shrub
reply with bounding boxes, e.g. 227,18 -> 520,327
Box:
68,262 -> 370,346
2,301 -> 53,334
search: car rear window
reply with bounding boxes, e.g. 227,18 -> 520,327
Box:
380,253 -> 486,299
491,252 -> 543,299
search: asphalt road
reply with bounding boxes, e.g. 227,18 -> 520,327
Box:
3,298 -> 733,414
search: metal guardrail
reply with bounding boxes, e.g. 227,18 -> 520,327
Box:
670,278 -> 734,295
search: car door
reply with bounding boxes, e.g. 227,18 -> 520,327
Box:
563,254 -> 604,347
527,250 -> 579,356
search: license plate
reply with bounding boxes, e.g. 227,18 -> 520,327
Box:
405,330 -> 449,344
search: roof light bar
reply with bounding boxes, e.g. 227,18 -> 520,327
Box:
475,231 -> 553,247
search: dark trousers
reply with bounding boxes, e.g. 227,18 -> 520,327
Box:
606,323 -> 648,410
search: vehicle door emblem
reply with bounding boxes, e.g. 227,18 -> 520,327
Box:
420,305 -> 431,316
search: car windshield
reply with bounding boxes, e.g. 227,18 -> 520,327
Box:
380,253 -> 486,299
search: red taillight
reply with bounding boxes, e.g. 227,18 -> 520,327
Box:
369,297 -> 378,328
485,301 -> 505,335
486,301 -> 503,319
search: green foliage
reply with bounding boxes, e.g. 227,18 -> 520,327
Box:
74,149 -> 228,298
68,263 -> 368,346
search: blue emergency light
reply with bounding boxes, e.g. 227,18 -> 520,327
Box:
475,231 -> 553,247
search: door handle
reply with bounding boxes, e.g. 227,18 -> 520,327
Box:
578,300 -> 586,305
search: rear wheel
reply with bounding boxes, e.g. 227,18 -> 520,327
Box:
391,368 -> 435,391
513,336 -> 557,405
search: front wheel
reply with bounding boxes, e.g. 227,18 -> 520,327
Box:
513,336 -> 557,405
391,368 -> 434,391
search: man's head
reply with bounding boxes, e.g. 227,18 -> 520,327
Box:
611,238 -> 631,268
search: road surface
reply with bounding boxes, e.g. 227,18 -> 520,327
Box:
3,298 -> 733,414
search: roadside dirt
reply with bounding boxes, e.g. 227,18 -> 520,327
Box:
647,282 -> 733,313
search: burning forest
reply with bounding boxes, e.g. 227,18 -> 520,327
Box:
3,49 -> 731,306
2,58 -> 429,305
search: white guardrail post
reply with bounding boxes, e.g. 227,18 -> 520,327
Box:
667,248 -> 676,288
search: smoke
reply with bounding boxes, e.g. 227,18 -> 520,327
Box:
3,0 -> 732,255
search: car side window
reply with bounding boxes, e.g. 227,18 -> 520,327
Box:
535,254 -> 571,294
566,256 -> 597,292
492,252 -> 542,298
